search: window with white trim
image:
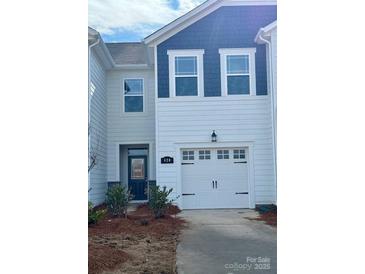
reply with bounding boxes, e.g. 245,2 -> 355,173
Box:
233,149 -> 245,159
182,150 -> 194,161
219,48 -> 256,96
217,149 -> 229,159
198,150 -> 210,160
167,50 -> 204,97
123,79 -> 144,112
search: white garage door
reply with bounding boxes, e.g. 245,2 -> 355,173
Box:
181,148 -> 249,209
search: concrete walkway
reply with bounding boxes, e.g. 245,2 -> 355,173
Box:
176,209 -> 276,274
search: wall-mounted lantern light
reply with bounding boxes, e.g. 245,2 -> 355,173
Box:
211,130 -> 217,142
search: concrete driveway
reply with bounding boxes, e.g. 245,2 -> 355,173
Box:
176,209 -> 276,274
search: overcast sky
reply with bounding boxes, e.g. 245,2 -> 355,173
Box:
89,0 -> 206,42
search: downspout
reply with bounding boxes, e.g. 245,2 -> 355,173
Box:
258,33 -> 277,204
88,37 -> 100,191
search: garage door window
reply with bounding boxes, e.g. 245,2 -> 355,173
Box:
233,149 -> 245,159
198,150 -> 210,160
182,150 -> 194,161
217,150 -> 229,159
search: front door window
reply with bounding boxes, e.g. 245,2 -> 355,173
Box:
131,158 -> 145,179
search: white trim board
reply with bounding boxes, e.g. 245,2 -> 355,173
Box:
144,0 -> 276,46
114,141 -> 155,182
154,45 -> 160,192
255,20 -> 277,43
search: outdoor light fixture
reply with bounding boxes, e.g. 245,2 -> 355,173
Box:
211,130 -> 217,142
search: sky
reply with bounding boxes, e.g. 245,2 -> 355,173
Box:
89,0 -> 206,42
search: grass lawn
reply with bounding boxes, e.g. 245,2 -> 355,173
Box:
88,204 -> 186,274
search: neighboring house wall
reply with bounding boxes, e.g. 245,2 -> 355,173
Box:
89,50 -> 108,205
271,28 -> 277,116
106,68 -> 156,184
269,27 -> 277,203
157,5 -> 277,98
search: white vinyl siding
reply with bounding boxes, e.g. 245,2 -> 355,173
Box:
89,50 -> 108,205
107,69 -> 156,183
156,96 -> 276,204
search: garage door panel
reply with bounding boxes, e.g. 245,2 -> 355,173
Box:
182,180 -> 213,193
181,147 -> 250,209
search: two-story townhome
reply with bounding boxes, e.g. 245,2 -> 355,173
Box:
88,0 -> 277,209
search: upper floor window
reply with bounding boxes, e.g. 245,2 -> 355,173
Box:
219,48 -> 256,96
123,79 -> 144,112
167,49 -> 204,97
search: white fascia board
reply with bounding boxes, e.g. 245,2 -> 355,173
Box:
167,49 -> 205,56
93,37 -> 115,69
144,0 -> 276,46
254,20 -> 277,44
144,0 -> 220,45
113,64 -> 152,70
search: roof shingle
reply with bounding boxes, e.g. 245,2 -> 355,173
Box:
105,42 -> 148,65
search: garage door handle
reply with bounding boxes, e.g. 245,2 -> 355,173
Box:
212,180 -> 214,189
234,161 -> 247,164
235,192 -> 248,195
215,180 -> 217,189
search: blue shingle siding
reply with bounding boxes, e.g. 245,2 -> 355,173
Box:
157,5 -> 277,98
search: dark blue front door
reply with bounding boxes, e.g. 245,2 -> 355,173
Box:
128,156 -> 147,200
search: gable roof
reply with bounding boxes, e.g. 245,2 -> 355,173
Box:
144,0 -> 277,46
88,27 -> 99,45
105,42 -> 148,65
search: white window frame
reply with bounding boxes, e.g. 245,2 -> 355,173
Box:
167,49 -> 205,97
122,78 -> 145,113
219,48 -> 256,96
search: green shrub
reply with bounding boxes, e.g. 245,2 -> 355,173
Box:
105,185 -> 133,217
88,202 -> 106,225
148,185 -> 174,218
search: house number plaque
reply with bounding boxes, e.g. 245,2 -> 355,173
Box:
161,156 -> 174,164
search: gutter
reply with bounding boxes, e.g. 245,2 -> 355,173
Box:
257,31 -> 277,204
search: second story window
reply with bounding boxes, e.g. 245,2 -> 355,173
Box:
123,79 -> 144,112
167,49 -> 204,97
219,48 -> 256,96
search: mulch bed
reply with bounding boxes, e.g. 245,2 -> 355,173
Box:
88,204 -> 186,274
89,242 -> 130,274
247,204 -> 277,227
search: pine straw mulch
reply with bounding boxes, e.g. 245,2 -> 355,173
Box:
246,205 -> 277,227
89,204 -> 187,274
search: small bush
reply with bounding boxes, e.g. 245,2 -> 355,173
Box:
148,185 -> 174,218
106,185 -> 133,217
88,202 -> 106,225
140,219 -> 149,226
